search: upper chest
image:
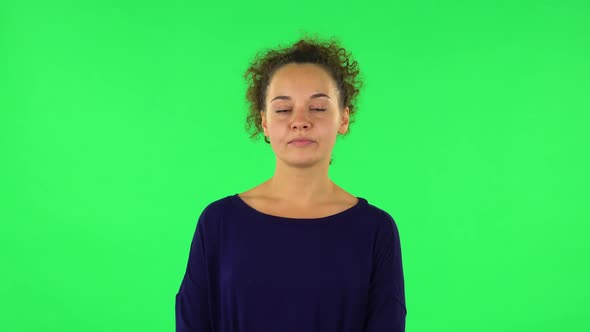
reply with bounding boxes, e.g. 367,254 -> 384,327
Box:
239,194 -> 358,219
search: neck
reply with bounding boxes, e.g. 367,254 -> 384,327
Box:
263,162 -> 336,206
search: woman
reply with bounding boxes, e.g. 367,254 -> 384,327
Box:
176,35 -> 407,332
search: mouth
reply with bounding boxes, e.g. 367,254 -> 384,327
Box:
289,140 -> 315,146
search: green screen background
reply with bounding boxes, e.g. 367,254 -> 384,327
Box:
1,0 -> 588,331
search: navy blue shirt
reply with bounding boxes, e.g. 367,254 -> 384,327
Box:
175,193 -> 406,332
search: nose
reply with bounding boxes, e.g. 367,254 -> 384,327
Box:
291,107 -> 311,130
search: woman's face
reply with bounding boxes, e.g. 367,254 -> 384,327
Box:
261,62 -> 350,168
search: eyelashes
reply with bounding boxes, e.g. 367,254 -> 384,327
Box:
276,109 -> 326,113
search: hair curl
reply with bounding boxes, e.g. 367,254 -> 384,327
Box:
243,34 -> 364,157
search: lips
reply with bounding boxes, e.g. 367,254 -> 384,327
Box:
289,138 -> 315,143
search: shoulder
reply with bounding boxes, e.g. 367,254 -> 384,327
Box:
203,194 -> 234,213
362,199 -> 401,235
193,194 -> 236,229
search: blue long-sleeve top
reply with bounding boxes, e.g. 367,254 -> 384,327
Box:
175,193 -> 407,332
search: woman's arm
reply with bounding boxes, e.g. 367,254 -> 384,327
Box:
175,214 -> 212,332
363,214 -> 407,332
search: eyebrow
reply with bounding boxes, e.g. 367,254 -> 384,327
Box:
270,93 -> 332,103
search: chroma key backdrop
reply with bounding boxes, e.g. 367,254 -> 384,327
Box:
1,0 -> 588,331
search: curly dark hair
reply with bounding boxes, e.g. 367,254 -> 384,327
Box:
243,34 -> 364,161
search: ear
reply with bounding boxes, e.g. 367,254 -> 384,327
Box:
260,110 -> 268,136
338,106 -> 350,134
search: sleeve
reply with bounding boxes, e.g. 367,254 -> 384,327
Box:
175,210 -> 212,332
363,213 -> 407,332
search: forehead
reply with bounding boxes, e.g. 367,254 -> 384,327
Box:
267,63 -> 336,97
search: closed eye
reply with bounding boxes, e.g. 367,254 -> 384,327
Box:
276,108 -> 326,113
